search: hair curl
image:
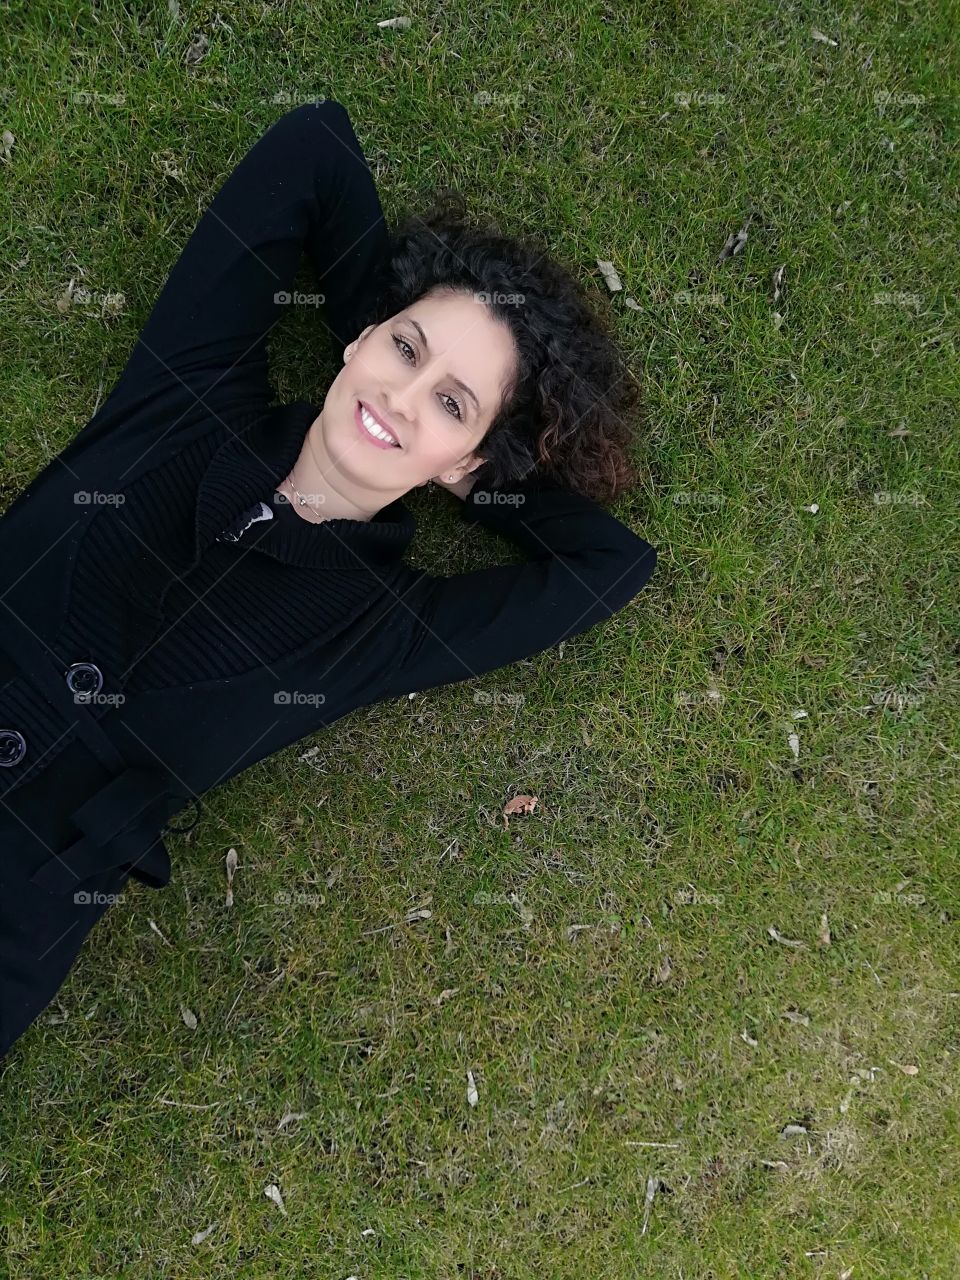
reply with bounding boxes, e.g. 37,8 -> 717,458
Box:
357,190 -> 646,506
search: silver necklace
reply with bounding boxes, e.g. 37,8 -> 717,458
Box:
279,469 -> 327,523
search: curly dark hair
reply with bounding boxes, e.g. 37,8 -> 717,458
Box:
357,189 -> 646,506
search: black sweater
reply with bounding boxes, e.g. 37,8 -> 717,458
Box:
0,99 -> 657,889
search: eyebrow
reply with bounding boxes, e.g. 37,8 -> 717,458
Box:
406,317 -> 481,417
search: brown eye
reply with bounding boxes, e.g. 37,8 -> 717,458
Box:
392,334 -> 465,421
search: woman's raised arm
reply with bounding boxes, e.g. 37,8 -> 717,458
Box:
376,474 -> 658,700
99,100 -> 390,422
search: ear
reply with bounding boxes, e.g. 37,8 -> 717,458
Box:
344,324 -> 376,362
431,456 -> 486,485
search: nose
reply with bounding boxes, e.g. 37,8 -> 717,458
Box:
383,363 -> 436,427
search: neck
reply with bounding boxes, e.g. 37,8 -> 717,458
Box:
288,410 -> 385,524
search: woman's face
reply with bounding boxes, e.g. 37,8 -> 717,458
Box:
320,287 -> 518,495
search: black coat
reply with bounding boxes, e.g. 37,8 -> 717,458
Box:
0,99 -> 656,1055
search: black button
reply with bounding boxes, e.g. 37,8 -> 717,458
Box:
65,662 -> 104,699
0,729 -> 27,767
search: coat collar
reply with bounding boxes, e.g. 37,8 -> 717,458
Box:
194,399 -> 417,571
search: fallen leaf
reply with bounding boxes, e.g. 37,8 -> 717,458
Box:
225,847 -> 238,907
277,1110 -> 307,1131
888,1059 -> 919,1076
782,1009 -> 810,1026
768,925 -> 805,949
466,1069 -> 479,1107
377,15 -> 413,29
0,130 -> 15,161
502,793 -> 538,825
771,264 -> 786,303
811,28 -> 838,45
779,1123 -> 808,1138
404,906 -> 432,923
718,214 -> 752,264
788,732 -> 801,760
596,259 -> 623,292
190,1220 -> 218,1245
817,912 -> 831,946
640,1174 -> 659,1235
741,1029 -> 759,1047
180,1004 -> 198,1030
263,1183 -> 287,1216
566,923 -> 592,941
185,33 -> 209,64
149,919 -> 172,946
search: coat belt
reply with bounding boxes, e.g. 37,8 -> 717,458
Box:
0,610 -> 202,895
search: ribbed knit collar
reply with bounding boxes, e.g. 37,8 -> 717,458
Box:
194,399 -> 417,571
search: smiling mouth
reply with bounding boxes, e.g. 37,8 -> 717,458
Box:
357,400 -> 402,448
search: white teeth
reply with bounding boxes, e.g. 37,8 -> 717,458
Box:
360,405 -> 397,445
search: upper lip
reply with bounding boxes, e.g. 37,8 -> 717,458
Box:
360,400 -> 403,447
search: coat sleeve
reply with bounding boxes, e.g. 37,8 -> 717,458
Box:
377,475 -> 658,700
100,100 -> 390,419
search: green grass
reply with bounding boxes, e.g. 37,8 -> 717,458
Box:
2,0 -> 959,1275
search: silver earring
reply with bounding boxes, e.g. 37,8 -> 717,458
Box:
447,474 -> 455,481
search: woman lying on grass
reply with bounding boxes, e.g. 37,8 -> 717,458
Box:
0,99 -> 657,1059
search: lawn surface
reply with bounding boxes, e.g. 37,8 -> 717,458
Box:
1,1 -> 958,1276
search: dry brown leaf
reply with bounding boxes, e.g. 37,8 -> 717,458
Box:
180,1004 -> 198,1030
502,793 -> 538,825
888,1059 -> 920,1076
